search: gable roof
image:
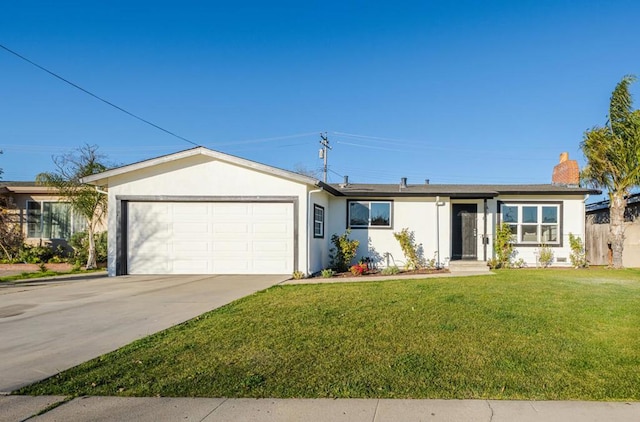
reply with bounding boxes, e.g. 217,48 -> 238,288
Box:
330,183 -> 599,198
81,146 -> 326,188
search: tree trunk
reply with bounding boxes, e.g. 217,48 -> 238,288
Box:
608,191 -> 627,269
86,224 -> 97,269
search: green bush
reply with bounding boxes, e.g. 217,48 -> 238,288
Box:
569,233 -> 588,268
329,230 -> 359,272
381,265 -> 400,275
320,268 -> 335,278
537,244 -> 554,268
70,231 -> 108,266
493,222 -> 515,268
18,245 -> 55,264
393,228 -> 424,270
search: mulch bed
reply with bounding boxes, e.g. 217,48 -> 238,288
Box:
0,263 -> 95,278
330,268 -> 448,278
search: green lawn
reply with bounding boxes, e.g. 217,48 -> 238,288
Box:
0,268 -> 105,283
19,269 -> 640,400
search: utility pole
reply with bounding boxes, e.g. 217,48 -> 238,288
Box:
319,132 -> 331,183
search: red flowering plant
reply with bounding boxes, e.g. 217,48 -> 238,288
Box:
349,262 -> 368,276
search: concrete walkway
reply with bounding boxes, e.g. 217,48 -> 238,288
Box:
1,396 -> 638,422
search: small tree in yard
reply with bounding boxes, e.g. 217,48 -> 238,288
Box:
581,75 -> 640,269
492,222 -> 515,268
36,144 -> 109,269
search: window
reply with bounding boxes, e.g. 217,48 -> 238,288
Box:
26,201 -> 85,240
348,200 -> 392,228
313,204 -> 324,238
500,202 -> 561,245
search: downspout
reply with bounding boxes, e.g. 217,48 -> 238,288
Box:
483,198 -> 488,261
94,186 -> 108,195
435,196 -> 442,268
307,187 -> 323,276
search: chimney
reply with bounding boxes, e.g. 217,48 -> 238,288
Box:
552,152 -> 580,186
340,175 -> 349,188
425,179 -> 430,185
400,177 -> 407,189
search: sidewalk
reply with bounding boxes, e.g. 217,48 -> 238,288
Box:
2,395 -> 638,422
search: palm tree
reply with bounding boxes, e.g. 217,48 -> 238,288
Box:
36,144 -> 109,269
581,75 -> 640,268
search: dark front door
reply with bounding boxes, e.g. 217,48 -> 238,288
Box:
452,204 -> 477,260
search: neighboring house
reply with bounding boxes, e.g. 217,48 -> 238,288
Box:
0,181 -> 88,248
81,147 -> 597,277
586,193 -> 640,267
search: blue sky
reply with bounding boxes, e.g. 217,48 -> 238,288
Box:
1,1 -> 639,200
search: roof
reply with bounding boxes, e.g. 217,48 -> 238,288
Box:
77,146 -> 599,198
0,181 -> 58,195
81,146 -> 323,188
586,192 -> 640,213
330,183 -> 599,198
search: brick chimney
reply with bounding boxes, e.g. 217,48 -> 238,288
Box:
552,152 -> 580,186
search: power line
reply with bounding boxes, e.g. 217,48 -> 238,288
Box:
0,43 -> 199,147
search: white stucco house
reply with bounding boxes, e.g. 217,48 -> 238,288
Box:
81,147 -> 598,276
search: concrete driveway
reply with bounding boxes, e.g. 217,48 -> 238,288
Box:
0,274 -> 287,393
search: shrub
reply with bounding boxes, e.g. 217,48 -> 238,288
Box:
493,222 -> 515,268
292,270 -> 305,280
393,228 -> 424,270
513,258 -> 527,268
329,230 -> 359,272
320,268 -> 335,278
0,197 -> 24,262
537,244 -> 554,268
381,265 -> 400,275
349,263 -> 368,276
18,245 -> 55,264
70,231 -> 108,266
569,233 -> 588,268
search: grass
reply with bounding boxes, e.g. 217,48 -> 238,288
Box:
19,268 -> 640,400
0,268 -> 105,283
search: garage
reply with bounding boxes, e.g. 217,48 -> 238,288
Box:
125,201 -> 295,275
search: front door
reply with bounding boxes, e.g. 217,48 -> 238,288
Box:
452,204 -> 477,260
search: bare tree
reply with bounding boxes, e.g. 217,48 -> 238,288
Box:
36,144 -> 109,269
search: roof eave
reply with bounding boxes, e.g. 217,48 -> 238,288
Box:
81,147 -> 320,187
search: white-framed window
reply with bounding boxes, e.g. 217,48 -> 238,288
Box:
26,201 -> 86,240
500,202 -> 561,245
348,200 -> 392,229
313,204 -> 324,238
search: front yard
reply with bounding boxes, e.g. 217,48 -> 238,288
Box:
20,269 -> 640,400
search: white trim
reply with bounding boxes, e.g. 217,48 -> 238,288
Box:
81,147 -> 319,187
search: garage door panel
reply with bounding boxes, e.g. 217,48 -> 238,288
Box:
214,204 -> 248,215
173,260 -> 209,274
127,201 -> 293,275
213,223 -> 249,234
173,241 -> 210,253
172,222 -> 210,234
213,241 -> 249,252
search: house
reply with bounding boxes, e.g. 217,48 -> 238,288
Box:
586,192 -> 640,267
0,181 -> 89,248
81,147 -> 597,276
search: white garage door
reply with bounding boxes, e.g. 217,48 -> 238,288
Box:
126,202 -> 294,275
